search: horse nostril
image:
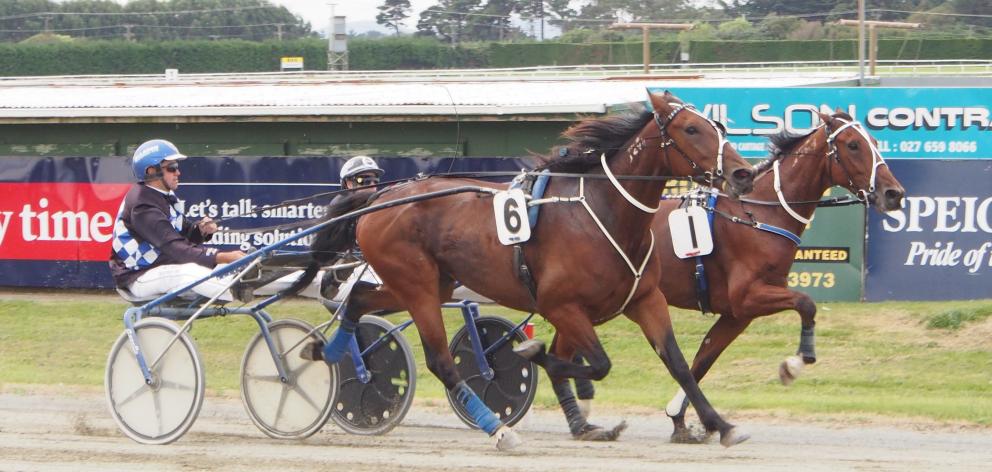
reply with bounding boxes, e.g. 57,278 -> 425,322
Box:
733,168 -> 753,181
885,188 -> 905,208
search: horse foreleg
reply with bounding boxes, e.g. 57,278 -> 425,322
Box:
514,305 -> 611,381
665,314 -> 751,442
547,335 -> 626,441
625,289 -> 748,448
571,354 -> 596,418
735,285 -> 818,383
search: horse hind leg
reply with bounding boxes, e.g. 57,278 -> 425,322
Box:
375,259 -> 522,451
546,336 -> 626,441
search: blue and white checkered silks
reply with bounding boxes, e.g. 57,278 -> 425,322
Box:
112,197 -> 185,271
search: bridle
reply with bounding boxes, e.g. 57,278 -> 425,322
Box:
652,103 -> 729,183
604,103 -> 730,214
769,116 -> 889,226
824,117 -> 888,204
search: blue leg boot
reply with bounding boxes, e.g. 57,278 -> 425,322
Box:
452,381 -> 522,451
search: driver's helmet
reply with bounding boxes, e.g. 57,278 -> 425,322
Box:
131,139 -> 186,181
339,155 -> 384,181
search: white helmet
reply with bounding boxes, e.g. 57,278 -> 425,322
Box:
340,155 -> 384,180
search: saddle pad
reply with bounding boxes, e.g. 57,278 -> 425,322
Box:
509,171 -> 551,229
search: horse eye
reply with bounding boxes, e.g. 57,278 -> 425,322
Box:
686,126 -> 698,135
847,141 -> 860,151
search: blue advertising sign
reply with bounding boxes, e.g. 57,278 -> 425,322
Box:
651,87 -> 992,159
865,160 -> 992,301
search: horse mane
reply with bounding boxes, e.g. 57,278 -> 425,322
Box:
754,110 -> 852,175
534,106 -> 654,173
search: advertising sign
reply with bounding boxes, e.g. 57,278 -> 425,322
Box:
787,188 -> 865,302
654,87 -> 992,159
866,160 -> 992,301
0,156 -> 527,288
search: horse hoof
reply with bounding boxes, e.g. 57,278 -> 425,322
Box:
577,398 -> 592,419
512,338 -> 545,360
670,425 -> 705,444
801,353 -> 817,364
299,341 -> 324,361
719,426 -> 750,448
493,426 -> 522,451
779,355 -> 803,385
575,421 -> 627,441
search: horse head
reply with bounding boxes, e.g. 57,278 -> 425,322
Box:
817,110 -> 905,212
649,91 -> 754,197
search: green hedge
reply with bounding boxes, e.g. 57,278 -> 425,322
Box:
0,37 -> 989,76
488,41 -> 681,67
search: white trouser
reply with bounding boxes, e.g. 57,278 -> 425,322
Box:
128,263 -> 235,302
253,270 -> 325,299
254,263 -> 381,302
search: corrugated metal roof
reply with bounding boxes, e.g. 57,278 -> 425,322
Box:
0,70 -> 859,120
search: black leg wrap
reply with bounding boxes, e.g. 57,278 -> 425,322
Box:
571,355 -> 596,400
798,326 -> 816,364
552,381 -> 587,436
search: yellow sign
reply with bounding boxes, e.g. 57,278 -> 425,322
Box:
280,56 -> 304,71
793,247 -> 850,263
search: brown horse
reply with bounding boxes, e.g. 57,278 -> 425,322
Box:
306,91 -> 755,450
561,111 -> 905,442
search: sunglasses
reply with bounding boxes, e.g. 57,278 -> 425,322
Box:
162,164 -> 180,173
352,174 -> 379,185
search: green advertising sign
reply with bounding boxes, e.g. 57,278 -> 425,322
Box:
787,188 -> 865,302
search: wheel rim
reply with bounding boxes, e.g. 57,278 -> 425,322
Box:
331,316 -> 415,435
106,320 -> 202,444
241,319 -> 336,439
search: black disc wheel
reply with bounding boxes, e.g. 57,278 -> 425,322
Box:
446,316 -> 538,429
329,315 -> 416,435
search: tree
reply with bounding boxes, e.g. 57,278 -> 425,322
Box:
377,0 -> 412,36
0,0 -> 313,42
416,0 -> 482,43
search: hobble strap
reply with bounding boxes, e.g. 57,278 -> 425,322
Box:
321,317 -> 357,364
453,381 -> 502,435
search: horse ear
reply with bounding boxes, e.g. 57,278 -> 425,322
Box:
646,89 -> 670,114
816,111 -> 832,127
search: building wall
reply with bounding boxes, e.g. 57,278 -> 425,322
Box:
0,120 -> 573,159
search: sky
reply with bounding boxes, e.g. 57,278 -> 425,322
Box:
268,0 -> 439,35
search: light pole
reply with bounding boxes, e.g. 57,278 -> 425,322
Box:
838,19 -> 920,78
609,23 -> 694,74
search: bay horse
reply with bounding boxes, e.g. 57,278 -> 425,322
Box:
306,91 -> 755,450
560,111 -> 905,442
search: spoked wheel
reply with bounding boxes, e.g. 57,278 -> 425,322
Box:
330,315 -> 416,435
446,316 -> 538,429
105,318 -> 204,445
241,319 -> 338,440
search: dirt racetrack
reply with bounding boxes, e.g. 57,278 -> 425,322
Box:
1,387 -> 990,472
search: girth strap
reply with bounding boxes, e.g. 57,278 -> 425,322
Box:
513,244 -> 539,304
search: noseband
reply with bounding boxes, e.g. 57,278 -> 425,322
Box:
825,118 -> 888,203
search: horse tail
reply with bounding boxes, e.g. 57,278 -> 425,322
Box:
277,188 -> 380,298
